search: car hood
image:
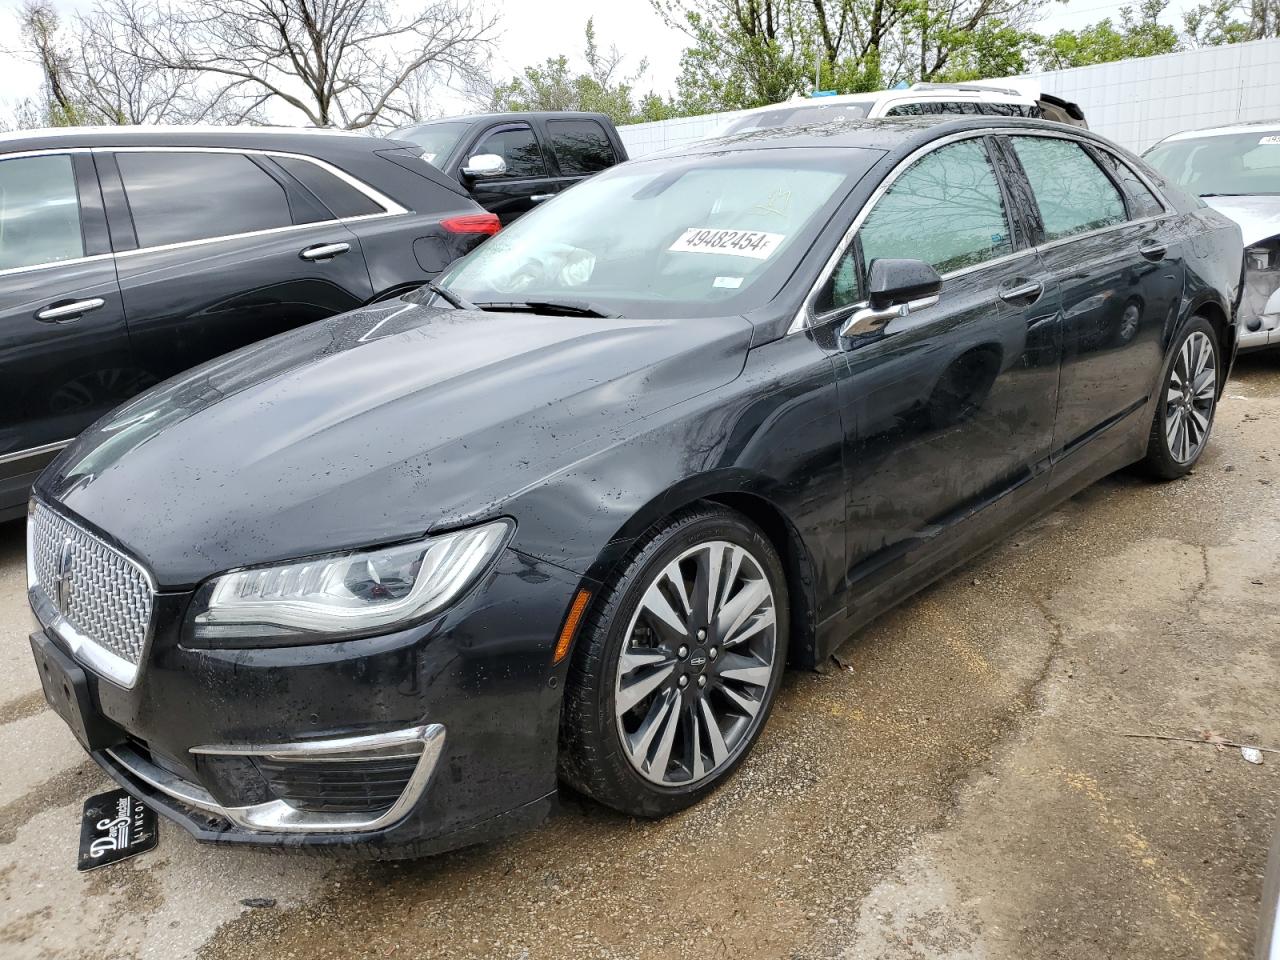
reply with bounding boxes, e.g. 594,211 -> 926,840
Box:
40,301 -> 752,588
1202,195 -> 1280,246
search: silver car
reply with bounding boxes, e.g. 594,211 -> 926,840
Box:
1145,121 -> 1280,353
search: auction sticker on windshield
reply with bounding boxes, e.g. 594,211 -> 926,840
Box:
669,228 -> 785,260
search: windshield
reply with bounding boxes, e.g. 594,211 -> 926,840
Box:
392,120 -> 473,166
1144,131 -> 1280,196
435,151 -> 873,319
717,101 -> 875,137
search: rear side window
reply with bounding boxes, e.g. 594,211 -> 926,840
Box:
117,152 -> 293,247
470,124 -> 546,178
0,154 -> 83,270
857,139 -> 1013,274
1009,136 -> 1126,241
1094,149 -> 1164,218
547,119 -> 616,176
272,156 -> 384,218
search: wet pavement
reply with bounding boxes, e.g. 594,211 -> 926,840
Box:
2,355 -> 1277,960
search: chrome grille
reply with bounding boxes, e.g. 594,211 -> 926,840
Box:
28,501 -> 154,678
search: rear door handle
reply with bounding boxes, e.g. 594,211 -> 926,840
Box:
35,298 -> 106,323
1138,242 -> 1167,261
998,280 -> 1043,304
530,194 -> 555,203
299,242 -> 350,261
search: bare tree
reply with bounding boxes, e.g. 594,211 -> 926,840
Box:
17,1 -> 82,124
127,0 -> 499,129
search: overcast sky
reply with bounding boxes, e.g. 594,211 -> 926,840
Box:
2,0 -> 1196,124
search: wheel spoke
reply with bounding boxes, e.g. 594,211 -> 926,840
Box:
648,693 -> 682,778
640,581 -> 688,639
1193,369 -> 1216,401
718,682 -> 762,718
616,660 -> 675,715
714,577 -> 772,645
723,607 -> 775,649
699,698 -> 729,768
627,688 -> 677,763
688,706 -> 705,781
661,559 -> 694,620
693,544 -> 725,626
1165,406 -> 1183,451
718,657 -> 772,687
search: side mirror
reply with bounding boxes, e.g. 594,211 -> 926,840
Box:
838,258 -> 942,350
460,153 -> 507,179
867,258 -> 942,309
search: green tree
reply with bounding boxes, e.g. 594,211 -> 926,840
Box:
481,19 -> 677,124
1184,0 -> 1279,45
1036,0 -> 1181,69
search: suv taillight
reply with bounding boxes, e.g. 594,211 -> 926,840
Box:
441,214 -> 500,236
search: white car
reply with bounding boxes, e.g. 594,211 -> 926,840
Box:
710,82 -> 1088,138
1145,121 -> 1280,352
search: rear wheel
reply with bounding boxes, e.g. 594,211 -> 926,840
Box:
560,505 -> 788,817
1140,316 -> 1220,479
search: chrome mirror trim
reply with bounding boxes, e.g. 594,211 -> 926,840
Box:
837,293 -> 939,349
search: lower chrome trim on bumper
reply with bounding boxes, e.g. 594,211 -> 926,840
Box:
106,724 -> 446,834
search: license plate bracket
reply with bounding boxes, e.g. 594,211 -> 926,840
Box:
29,632 -> 124,753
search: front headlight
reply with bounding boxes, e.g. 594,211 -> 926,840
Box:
187,520 -> 513,647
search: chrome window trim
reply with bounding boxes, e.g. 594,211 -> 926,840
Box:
0,437 -> 73,466
1087,143 -> 1171,216
789,126 -> 1175,336
0,145 -> 409,273
105,724 -> 448,834
27,499 -> 158,690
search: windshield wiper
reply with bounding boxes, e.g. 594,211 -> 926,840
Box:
424,279 -> 476,311
472,300 -> 619,319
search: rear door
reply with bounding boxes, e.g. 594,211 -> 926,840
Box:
542,117 -> 621,193
0,151 -> 134,514
455,121 -> 560,224
1002,134 -> 1182,462
105,148 -> 376,386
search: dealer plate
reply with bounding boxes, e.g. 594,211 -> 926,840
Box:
77,789 -> 158,871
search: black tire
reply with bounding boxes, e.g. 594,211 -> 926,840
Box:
559,503 -> 789,818
1140,315 -> 1221,480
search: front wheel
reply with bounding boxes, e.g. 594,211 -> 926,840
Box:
559,505 -> 788,818
1140,316 -> 1220,479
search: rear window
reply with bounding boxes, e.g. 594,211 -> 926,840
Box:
885,101 -> 1038,117
718,101 -> 874,136
393,120 -> 472,166
547,119 -> 616,176
272,156 -> 384,218
117,151 -> 293,247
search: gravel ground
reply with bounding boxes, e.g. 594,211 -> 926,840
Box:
1,354 -> 1277,960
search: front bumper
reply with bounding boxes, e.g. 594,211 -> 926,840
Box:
1239,266 -> 1280,351
29,543 -> 585,856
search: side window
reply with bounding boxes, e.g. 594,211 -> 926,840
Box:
116,152 -> 293,247
271,156 -> 384,218
1094,149 -> 1164,218
857,139 -> 1014,275
815,246 -> 862,314
471,124 -> 547,178
547,119 -> 616,176
1008,136 -> 1126,241
0,155 -> 84,270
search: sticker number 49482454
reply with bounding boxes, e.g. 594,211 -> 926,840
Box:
669,227 -> 785,260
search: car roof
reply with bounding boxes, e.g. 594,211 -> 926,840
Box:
0,125 -> 407,155
1153,119 -> 1280,145
398,111 -> 615,129
651,114 -> 1110,160
725,84 -> 1037,120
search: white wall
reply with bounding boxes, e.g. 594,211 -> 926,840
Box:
618,36 -> 1280,158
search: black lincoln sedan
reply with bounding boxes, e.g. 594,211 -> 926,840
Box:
0,126 -> 499,523
27,116 -> 1241,857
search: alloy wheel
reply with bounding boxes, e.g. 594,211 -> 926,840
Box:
614,540 -> 778,787
1164,330 -> 1217,464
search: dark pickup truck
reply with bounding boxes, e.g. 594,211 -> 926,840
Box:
393,111 -> 629,224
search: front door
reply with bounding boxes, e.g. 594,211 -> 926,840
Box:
0,152 -> 135,514
816,137 -> 1061,612
457,122 -> 561,224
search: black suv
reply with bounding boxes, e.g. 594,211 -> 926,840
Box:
393,112 -> 629,224
0,127 -> 499,521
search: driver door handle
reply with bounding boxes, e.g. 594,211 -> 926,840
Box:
299,242 -> 350,261
1138,241 -> 1167,261
998,280 -> 1043,304
36,298 -> 106,322
530,193 -> 555,203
